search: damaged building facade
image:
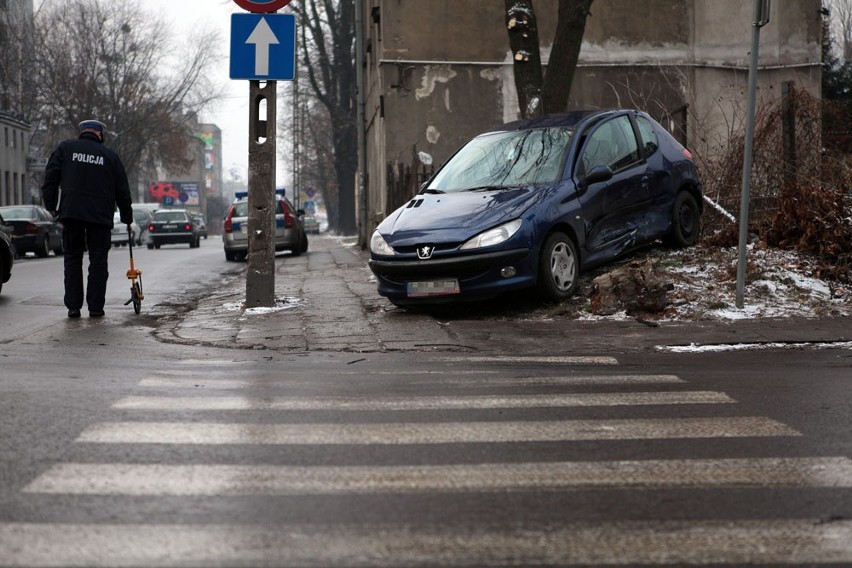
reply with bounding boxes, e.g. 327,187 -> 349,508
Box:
359,0 -> 822,237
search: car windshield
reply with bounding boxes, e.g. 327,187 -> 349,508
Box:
0,207 -> 35,220
427,127 -> 574,192
153,211 -> 187,222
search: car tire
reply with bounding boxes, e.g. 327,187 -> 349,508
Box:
536,231 -> 580,302
147,243 -> 154,250
667,191 -> 701,248
36,234 -> 50,258
225,251 -> 238,262
154,244 -> 161,249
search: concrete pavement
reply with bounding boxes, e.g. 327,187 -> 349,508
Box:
154,235 -> 852,355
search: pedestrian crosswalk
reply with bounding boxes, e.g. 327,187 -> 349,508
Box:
7,354 -> 852,566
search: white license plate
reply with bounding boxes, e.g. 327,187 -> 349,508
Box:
407,279 -> 460,297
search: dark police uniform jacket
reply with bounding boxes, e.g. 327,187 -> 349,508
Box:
41,132 -> 133,227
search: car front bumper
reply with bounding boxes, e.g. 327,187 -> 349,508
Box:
369,247 -> 534,303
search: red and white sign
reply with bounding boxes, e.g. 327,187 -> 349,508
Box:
233,0 -> 292,13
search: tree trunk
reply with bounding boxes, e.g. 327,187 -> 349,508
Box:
542,0 -> 594,114
505,0 -> 594,118
505,0 -> 544,118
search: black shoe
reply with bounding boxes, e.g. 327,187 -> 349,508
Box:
89,310 -> 105,318
67,309 -> 81,318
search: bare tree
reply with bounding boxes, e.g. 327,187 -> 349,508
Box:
289,0 -> 357,234
32,0 -> 225,200
829,0 -> 852,61
0,0 -> 36,118
505,0 -> 594,118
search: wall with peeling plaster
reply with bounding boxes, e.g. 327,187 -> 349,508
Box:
360,0 -> 822,235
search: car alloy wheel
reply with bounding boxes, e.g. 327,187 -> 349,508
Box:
537,231 -> 579,301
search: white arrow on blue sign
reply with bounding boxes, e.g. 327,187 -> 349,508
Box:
230,13 -> 295,80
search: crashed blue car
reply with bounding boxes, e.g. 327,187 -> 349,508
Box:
368,109 -> 703,306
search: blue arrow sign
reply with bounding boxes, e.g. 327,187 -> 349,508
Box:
230,13 -> 295,80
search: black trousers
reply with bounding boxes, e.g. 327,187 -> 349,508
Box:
62,219 -> 111,312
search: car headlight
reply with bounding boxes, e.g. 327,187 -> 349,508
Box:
370,231 -> 395,255
460,219 -> 523,250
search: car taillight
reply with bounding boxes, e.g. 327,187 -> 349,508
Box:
25,222 -> 38,234
185,223 -> 192,230
283,210 -> 294,229
148,224 -> 155,231
682,148 -> 694,160
224,206 -> 235,233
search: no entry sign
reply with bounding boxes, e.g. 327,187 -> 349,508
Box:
233,0 -> 292,13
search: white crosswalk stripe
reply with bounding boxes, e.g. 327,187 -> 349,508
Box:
74,416 -> 798,445
11,358 -> 852,566
3,520 -> 852,567
112,390 -> 734,410
23,457 -> 852,496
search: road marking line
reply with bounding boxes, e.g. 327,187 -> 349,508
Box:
1,520 -> 850,566
75,417 -> 799,445
443,355 -> 619,365
23,457 -> 852,496
139,374 -> 685,390
113,391 -> 735,411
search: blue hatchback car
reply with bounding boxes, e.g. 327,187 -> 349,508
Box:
368,109 -> 703,306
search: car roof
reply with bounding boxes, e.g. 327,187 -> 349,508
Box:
489,109 -> 626,134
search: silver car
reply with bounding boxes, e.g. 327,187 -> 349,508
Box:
222,191 -> 308,261
110,213 -> 141,246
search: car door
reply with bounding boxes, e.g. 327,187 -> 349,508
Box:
575,114 -> 647,256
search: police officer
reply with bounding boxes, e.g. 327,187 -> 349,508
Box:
42,120 -> 133,318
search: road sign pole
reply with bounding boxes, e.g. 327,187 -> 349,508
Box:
245,79 -> 278,308
735,0 -> 771,309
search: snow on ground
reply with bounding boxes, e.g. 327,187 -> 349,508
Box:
546,244 -> 852,323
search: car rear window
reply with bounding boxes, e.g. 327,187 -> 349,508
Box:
153,211 -> 188,222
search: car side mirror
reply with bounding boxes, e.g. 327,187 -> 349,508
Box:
585,165 -> 614,185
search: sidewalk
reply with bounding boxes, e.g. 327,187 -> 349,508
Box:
156,236 -> 852,355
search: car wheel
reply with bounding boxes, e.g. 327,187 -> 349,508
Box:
536,232 -> 579,302
667,191 -> 701,248
225,251 -> 237,261
147,243 -> 154,250
154,243 -> 161,249
36,234 -> 50,258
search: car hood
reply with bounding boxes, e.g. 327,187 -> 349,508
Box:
379,187 -> 545,245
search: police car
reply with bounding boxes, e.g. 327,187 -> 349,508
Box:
222,190 -> 308,262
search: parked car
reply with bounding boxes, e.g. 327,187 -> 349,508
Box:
191,213 -> 208,239
131,206 -> 155,246
223,190 -> 308,261
146,209 -> 200,249
0,205 -> 64,258
368,109 -> 703,307
110,213 -> 141,246
0,215 -> 14,295
302,215 -> 320,234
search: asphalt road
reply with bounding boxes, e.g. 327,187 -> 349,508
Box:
1,236 -> 851,566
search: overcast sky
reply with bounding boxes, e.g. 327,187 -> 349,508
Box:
145,0 -> 291,186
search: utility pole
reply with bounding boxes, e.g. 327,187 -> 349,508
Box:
735,0 -> 771,309
229,0 -> 296,307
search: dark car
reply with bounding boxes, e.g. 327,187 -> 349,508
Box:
146,209 -> 200,249
368,109 -> 703,306
0,215 -> 14,295
0,205 -> 64,258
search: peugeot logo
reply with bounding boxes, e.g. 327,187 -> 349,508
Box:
417,245 -> 435,260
